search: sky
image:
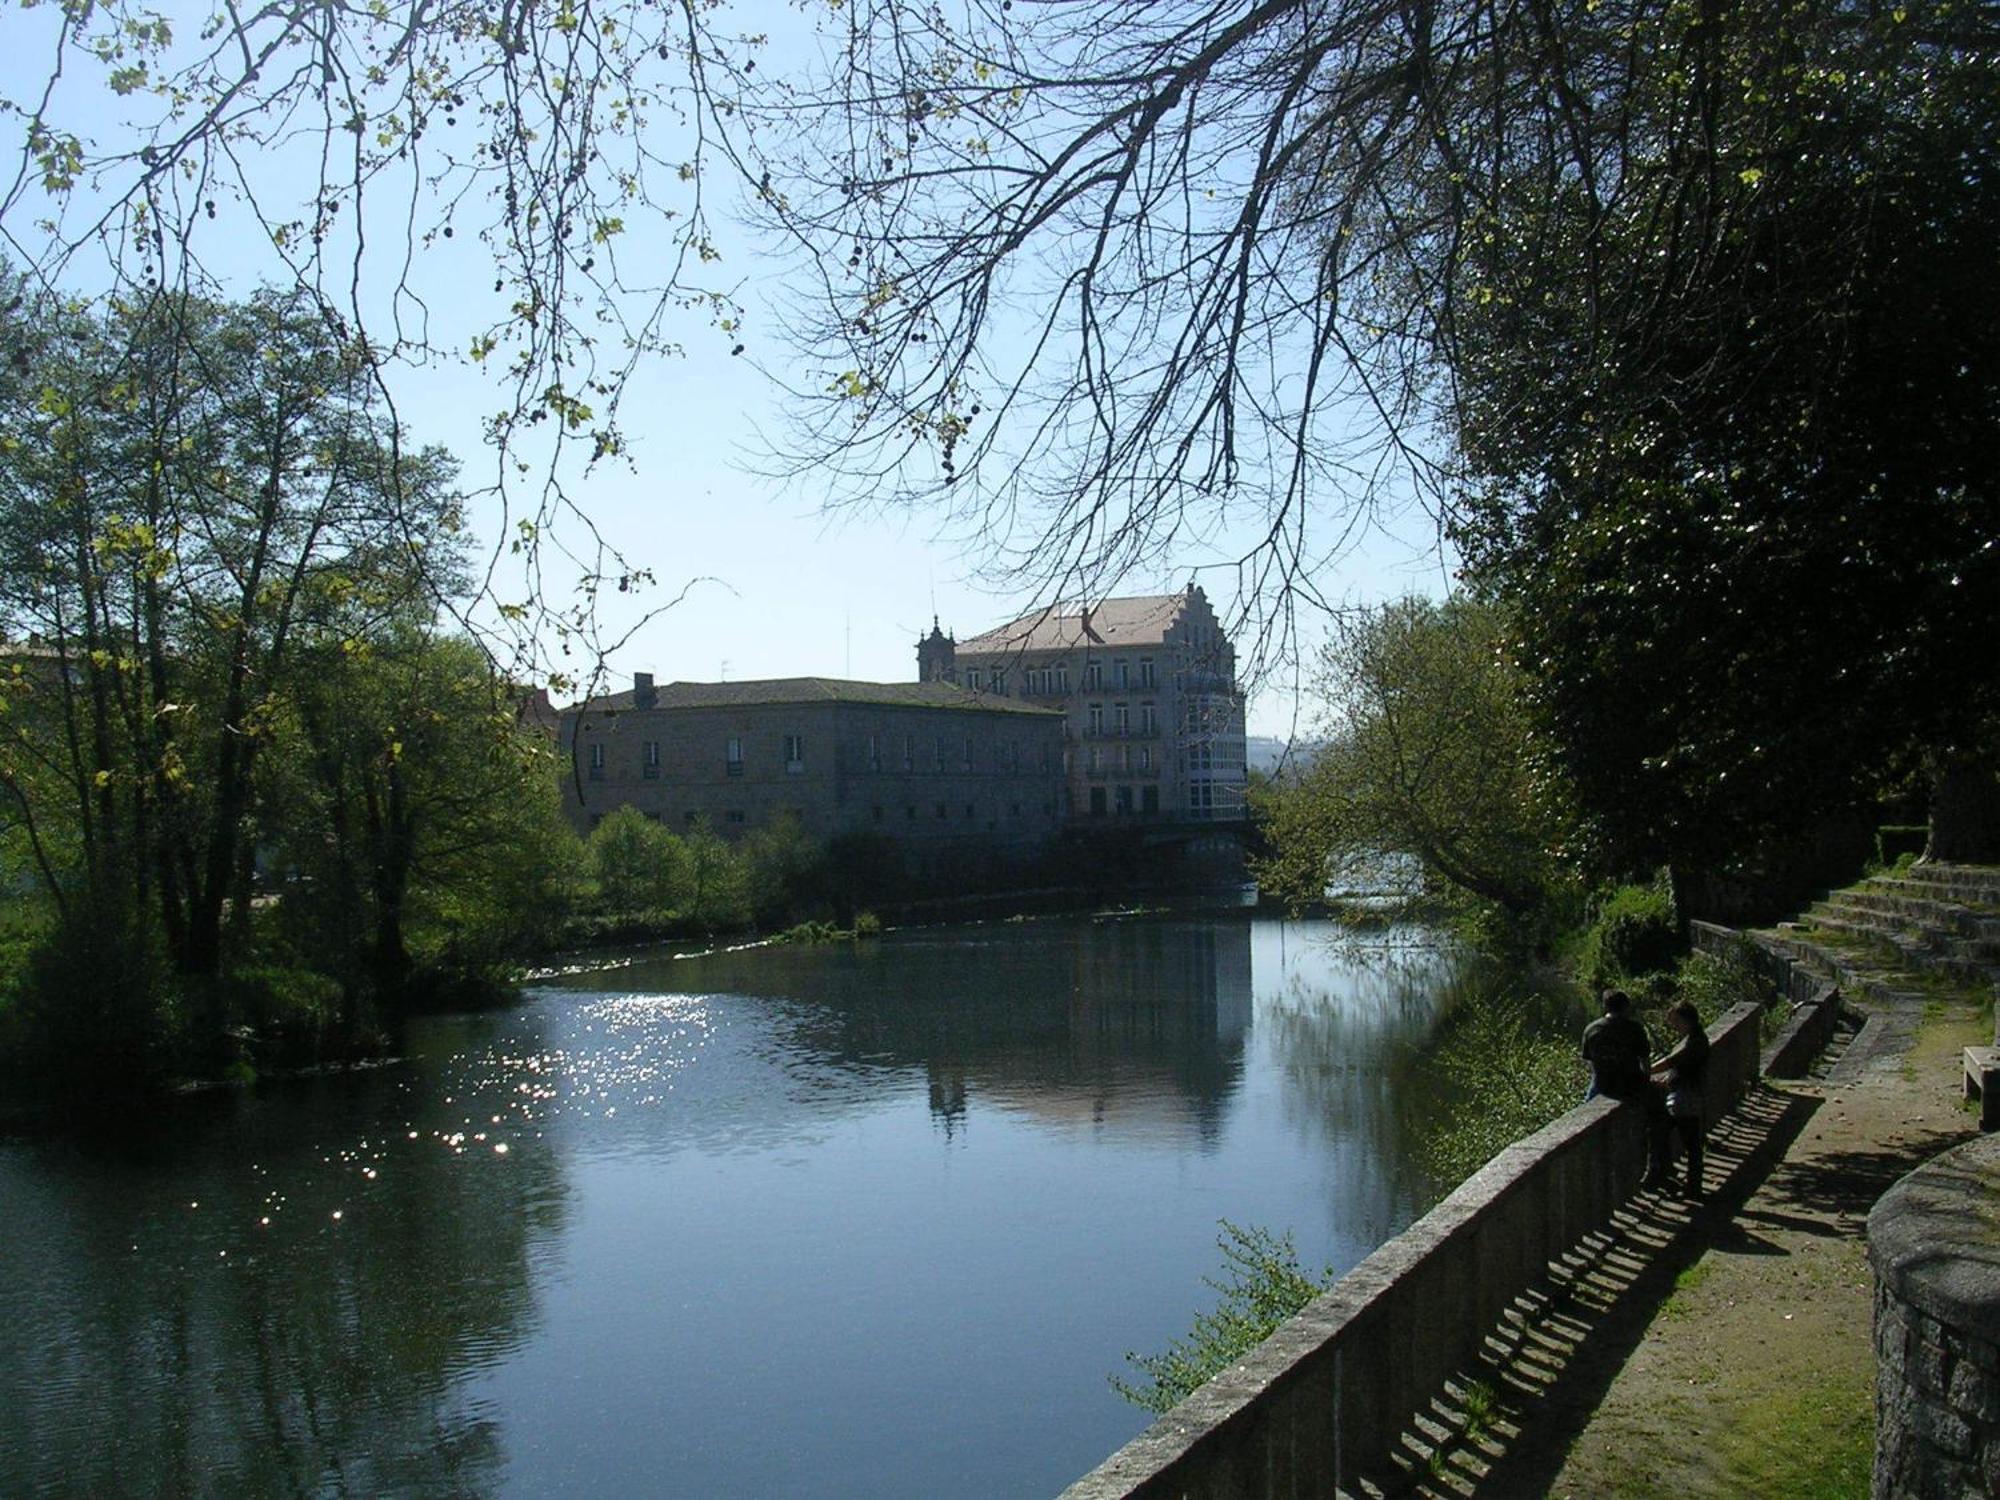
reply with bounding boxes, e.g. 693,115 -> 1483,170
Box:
0,2 -> 1459,739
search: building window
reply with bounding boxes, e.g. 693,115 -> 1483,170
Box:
872,805 -> 885,822
1139,746 -> 1152,771
1114,660 -> 1129,689
934,735 -> 947,771
726,737 -> 744,776
1115,785 -> 1134,814
726,809 -> 747,824
1142,786 -> 1159,814
1054,666 -> 1070,693
869,734 -> 882,772
1139,703 -> 1156,735
904,733 -> 915,771
1088,746 -> 1101,772
935,802 -> 948,820
1089,786 -> 1107,816
961,735 -> 972,771
1010,801 -> 1021,817
1139,658 -> 1155,687
1026,668 -> 1041,695
1119,745 -> 1130,771
991,670 -> 1006,696
642,740 -> 661,779
587,742 -> 605,781
1087,703 -> 1103,736
784,733 -> 805,773
1085,661 -> 1102,690
966,668 -> 983,691
1113,703 -> 1129,737
964,803 -> 975,820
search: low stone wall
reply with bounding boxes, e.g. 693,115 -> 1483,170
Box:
1869,1133 -> 2000,1499
1059,1002 -> 1763,1500
1690,919 -> 1842,1078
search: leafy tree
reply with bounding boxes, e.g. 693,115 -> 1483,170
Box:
277,626 -> 572,1007
587,805 -> 684,917
1258,597 -> 1577,938
677,816 -> 749,934
739,812 -> 825,928
0,283 -> 517,1080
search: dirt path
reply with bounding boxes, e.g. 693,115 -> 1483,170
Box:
1400,998 -> 1990,1500
1544,1004 -> 1987,1500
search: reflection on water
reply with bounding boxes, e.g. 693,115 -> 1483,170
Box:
0,916 -> 1466,1499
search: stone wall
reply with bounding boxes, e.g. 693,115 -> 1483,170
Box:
1690,919 -> 1843,1078
1059,1001 -> 1765,1500
562,696 -> 1064,865
1868,1133 -> 2000,1499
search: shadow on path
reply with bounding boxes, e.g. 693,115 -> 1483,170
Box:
1362,1084 -> 1825,1498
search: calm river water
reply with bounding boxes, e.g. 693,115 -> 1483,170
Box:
0,915 -> 1465,1498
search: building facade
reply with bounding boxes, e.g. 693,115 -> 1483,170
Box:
917,588 -> 1248,823
560,675 -> 1066,867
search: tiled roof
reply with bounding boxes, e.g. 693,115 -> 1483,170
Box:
958,592 -> 1190,655
569,676 -> 1058,716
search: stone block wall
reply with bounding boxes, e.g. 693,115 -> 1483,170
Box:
1869,1133 -> 2000,1499
1059,1001 -> 1766,1499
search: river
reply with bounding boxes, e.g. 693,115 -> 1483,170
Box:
0,914 -> 1466,1498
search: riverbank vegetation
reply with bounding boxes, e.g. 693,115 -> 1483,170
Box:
0,284 -> 578,1109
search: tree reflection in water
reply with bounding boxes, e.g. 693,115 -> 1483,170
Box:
0,1018 -> 568,1498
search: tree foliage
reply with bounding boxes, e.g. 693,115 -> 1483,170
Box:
0,282 -> 554,1086
1112,1221 -> 1333,1415
753,0 -> 2000,865
1258,596 -> 1576,931
1,0 -> 769,671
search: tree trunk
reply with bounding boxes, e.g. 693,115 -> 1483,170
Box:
1924,750 -> 2000,864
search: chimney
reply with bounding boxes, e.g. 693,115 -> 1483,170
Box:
633,671 -> 657,708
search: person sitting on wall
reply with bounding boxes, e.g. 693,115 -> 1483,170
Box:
1648,1000 -> 1712,1199
1581,988 -> 1652,1102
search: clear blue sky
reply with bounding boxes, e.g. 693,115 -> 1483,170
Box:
0,3 -> 1456,738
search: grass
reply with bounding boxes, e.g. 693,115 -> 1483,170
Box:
1658,1258 -> 1715,1321
1715,1372 -> 1873,1500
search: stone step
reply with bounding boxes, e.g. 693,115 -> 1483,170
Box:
1749,928 -> 1934,1012
1811,896 -> 2000,964
1867,864 -> 2000,912
1826,889 -> 2000,946
1793,912 -> 2000,990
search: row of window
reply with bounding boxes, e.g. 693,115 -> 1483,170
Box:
1083,702 -> 1158,737
962,657 -> 1161,695
1086,786 -> 1163,816
1083,745 -> 1154,773
586,733 -> 1053,780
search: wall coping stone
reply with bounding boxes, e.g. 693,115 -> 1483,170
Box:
1869,1133 -> 2000,1347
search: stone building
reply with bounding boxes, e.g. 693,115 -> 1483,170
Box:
918,588 -> 1248,823
559,675 -> 1066,868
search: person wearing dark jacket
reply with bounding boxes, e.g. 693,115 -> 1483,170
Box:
1648,1000 -> 1711,1198
1581,989 -> 1652,1101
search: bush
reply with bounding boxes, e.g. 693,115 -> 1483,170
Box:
219,964 -> 348,1063
1675,942 -> 1782,1042
7,896 -> 180,1101
1415,977 -> 1585,1189
853,910 -> 883,938
1112,1222 -> 1333,1414
588,806 -> 682,915
1577,880 -> 1682,990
